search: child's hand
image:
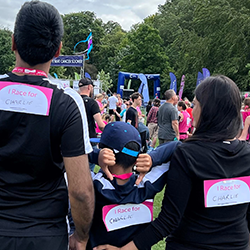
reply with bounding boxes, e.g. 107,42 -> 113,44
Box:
135,154 -> 152,185
98,148 -> 116,181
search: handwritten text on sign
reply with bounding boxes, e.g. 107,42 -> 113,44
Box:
204,176 -> 250,208
0,82 -> 53,116
102,201 -> 153,232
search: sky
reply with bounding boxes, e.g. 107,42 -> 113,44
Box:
0,0 -> 166,31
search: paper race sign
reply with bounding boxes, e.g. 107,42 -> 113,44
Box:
204,176 -> 250,208
0,82 -> 53,116
102,201 -> 153,232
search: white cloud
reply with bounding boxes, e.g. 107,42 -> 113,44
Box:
0,0 -> 166,31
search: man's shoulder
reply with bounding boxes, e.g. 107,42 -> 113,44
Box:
127,107 -> 137,113
151,106 -> 158,111
159,102 -> 171,111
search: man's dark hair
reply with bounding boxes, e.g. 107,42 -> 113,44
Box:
189,75 -> 241,142
99,141 -> 140,170
164,89 -> 176,101
130,92 -> 142,102
14,1 -> 64,66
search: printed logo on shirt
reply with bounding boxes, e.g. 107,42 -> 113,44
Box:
0,81 -> 53,116
102,201 -> 153,232
204,176 -> 250,208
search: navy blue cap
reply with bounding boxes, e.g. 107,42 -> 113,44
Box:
100,122 -> 141,157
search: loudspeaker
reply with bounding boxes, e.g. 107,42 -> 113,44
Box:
123,89 -> 134,99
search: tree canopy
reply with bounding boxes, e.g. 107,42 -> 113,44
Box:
1,1 -> 250,98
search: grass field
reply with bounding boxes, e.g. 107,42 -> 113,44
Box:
152,188 -> 166,250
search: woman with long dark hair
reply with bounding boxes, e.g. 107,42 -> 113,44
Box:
95,75 -> 250,250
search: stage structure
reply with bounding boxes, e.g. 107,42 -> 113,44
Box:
117,71 -> 161,99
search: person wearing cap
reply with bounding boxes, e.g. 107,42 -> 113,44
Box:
78,77 -> 106,171
0,2 -> 94,250
69,122 -> 180,249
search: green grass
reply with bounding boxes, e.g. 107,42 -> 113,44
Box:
152,188 -> 166,250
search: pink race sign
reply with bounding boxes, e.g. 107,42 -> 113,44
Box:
204,176 -> 250,208
102,201 -> 153,232
0,81 -> 53,116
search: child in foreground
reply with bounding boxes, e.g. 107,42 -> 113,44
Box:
70,122 -> 180,249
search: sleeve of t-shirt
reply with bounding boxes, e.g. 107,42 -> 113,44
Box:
60,88 -> 92,157
126,108 -> 134,122
120,109 -> 126,118
133,146 -> 192,249
171,108 -> 178,121
149,141 -> 182,167
91,99 -> 101,116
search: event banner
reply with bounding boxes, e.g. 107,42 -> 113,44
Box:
202,68 -> 210,79
178,75 -> 185,100
169,72 -> 177,93
51,56 -> 84,67
196,72 -> 204,87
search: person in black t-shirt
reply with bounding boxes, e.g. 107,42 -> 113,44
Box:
126,92 -> 142,128
78,78 -> 105,140
78,78 -> 105,171
0,2 -> 94,250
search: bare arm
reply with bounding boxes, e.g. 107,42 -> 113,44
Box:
114,110 -> 121,118
239,116 -> 250,140
64,155 -> 95,249
172,119 -> 179,140
94,113 -> 106,131
94,241 -> 138,250
179,113 -> 184,122
99,104 -> 106,112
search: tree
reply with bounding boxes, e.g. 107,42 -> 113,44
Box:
97,26 -> 127,85
61,11 -> 105,77
98,69 -> 113,93
118,23 -> 171,95
0,29 -> 15,74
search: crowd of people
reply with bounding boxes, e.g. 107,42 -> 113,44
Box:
1,1 -> 250,250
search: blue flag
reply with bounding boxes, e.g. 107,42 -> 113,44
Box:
202,68 -> 210,79
196,72 -> 204,87
169,72 -> 177,93
85,72 -> 91,79
138,73 -> 149,104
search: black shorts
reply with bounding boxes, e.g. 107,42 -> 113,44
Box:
0,234 -> 68,250
109,109 -> 115,115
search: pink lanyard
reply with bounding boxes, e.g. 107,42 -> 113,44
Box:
112,172 -> 133,180
12,67 -> 48,77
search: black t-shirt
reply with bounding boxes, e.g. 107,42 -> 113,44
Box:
126,107 -> 138,128
81,95 -> 100,138
0,73 -> 92,237
134,140 -> 250,250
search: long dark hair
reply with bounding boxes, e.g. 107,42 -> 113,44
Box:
189,75 -> 241,142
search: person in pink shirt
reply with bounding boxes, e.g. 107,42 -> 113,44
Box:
96,114 -> 111,136
177,101 -> 191,141
96,94 -> 107,115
